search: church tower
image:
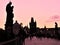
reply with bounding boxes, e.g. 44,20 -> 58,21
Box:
29,17 -> 37,35
5,1 -> 14,34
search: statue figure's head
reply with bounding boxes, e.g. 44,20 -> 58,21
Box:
8,1 -> 12,6
6,1 -> 14,13
55,22 -> 57,25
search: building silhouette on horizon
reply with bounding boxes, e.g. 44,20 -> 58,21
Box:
13,20 -> 20,36
0,1 -> 60,45
29,17 -> 37,35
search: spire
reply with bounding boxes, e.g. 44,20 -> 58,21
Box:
16,20 -> 18,23
31,17 -> 34,22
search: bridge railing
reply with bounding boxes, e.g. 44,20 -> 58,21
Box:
0,37 -> 18,45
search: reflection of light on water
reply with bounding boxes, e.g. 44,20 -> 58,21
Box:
25,37 -> 60,45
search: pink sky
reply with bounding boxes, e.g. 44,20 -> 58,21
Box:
0,0 -> 60,29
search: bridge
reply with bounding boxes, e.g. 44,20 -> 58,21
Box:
0,37 -> 25,45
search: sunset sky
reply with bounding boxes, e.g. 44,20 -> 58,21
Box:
0,0 -> 60,29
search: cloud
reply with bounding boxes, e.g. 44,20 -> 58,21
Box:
46,15 -> 60,22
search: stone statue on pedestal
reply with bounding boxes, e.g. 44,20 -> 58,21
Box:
5,1 -> 14,34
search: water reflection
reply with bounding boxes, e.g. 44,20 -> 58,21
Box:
25,36 -> 60,45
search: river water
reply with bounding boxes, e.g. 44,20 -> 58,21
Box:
25,36 -> 60,45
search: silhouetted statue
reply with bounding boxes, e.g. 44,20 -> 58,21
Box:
29,17 -> 37,35
55,22 -> 58,28
6,2 -> 14,13
44,26 -> 46,29
44,26 -> 47,32
5,1 -> 14,35
55,22 -> 58,36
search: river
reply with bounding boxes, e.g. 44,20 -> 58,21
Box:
25,36 -> 60,45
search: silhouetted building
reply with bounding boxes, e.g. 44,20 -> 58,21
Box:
24,26 -> 29,34
5,1 -> 14,34
13,20 -> 20,36
0,1 -> 60,44
29,17 -> 37,35
43,26 -> 47,34
19,23 -> 26,36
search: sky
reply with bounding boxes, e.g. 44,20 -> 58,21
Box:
0,0 -> 60,29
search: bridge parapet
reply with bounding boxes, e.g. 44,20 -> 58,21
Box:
0,37 -> 20,45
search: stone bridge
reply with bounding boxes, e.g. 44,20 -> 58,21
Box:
0,37 -> 25,45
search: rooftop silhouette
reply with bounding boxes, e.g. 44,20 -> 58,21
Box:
0,1 -> 60,45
